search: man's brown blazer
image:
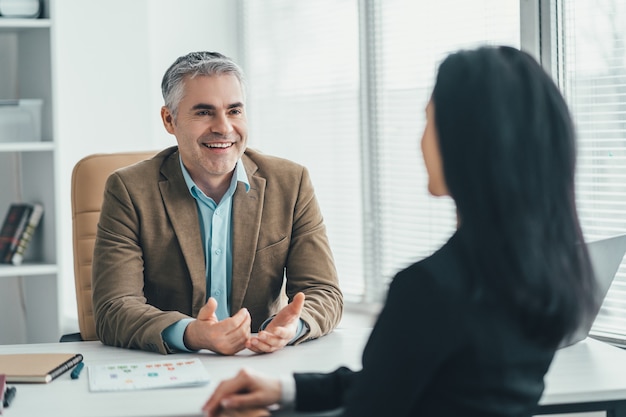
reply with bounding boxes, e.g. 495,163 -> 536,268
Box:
92,146 -> 342,354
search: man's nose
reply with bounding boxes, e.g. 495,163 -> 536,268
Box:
210,112 -> 233,135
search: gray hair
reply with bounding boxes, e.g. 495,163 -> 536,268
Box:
161,51 -> 246,119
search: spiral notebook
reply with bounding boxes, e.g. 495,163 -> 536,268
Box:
0,353 -> 83,383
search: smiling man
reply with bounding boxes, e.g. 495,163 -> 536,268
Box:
91,51 -> 343,355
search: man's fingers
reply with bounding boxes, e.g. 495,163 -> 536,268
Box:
259,328 -> 290,340
291,292 -> 305,310
218,310 -> 251,340
198,297 -> 219,321
209,311 -> 251,355
232,307 -> 250,324
283,292 -> 305,319
246,340 -> 277,354
246,337 -> 270,353
246,331 -> 287,353
269,292 -> 305,329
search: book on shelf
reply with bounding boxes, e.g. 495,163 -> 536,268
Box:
0,353 -> 83,384
8,203 -> 44,265
0,203 -> 33,264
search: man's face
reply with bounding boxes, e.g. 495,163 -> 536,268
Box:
161,74 -> 247,190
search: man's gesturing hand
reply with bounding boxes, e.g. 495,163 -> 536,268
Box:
246,292 -> 306,353
184,297 -> 251,355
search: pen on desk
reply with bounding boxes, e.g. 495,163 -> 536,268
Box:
71,361 -> 85,380
3,387 -> 16,408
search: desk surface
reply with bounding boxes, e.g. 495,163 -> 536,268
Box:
541,336 -> 626,408
1,328 -> 626,417
0,328 -> 368,417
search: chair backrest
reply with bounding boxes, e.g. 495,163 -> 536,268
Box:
71,151 -> 157,341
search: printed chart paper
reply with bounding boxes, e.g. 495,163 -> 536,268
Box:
88,358 -> 210,392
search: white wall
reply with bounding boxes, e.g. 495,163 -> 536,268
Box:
51,0 -> 241,334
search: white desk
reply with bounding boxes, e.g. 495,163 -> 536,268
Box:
1,329 -> 626,416
539,337 -> 626,416
0,328 -> 367,417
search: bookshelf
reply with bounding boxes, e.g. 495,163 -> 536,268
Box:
0,0 -> 242,345
0,1 -> 60,343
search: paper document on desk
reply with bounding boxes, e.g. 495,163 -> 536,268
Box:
88,358 -> 210,392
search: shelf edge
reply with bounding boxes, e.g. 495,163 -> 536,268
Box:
0,262 -> 58,277
0,142 -> 55,152
0,18 -> 51,29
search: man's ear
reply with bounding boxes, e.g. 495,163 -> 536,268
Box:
161,106 -> 176,134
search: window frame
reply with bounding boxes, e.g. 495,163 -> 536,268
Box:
238,2 -> 626,343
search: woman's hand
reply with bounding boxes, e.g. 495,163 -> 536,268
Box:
203,369 -> 282,417
211,407 -> 271,417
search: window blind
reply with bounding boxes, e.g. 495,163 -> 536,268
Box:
372,0 -> 520,294
558,0 -> 626,344
241,0 -> 520,302
240,1 -> 365,300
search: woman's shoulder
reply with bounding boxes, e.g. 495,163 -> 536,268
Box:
391,234 -> 470,298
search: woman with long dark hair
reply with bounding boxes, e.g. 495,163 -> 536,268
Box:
203,45 -> 597,417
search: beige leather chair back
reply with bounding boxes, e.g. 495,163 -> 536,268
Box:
72,151 -> 157,341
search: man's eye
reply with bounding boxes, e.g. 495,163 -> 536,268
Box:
196,110 -> 212,116
230,109 -> 243,115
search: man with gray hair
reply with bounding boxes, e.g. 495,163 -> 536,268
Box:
92,51 -> 343,355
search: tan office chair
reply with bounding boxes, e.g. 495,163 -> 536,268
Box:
63,151 -> 157,342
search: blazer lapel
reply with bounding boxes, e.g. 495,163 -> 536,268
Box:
159,152 -> 207,310
231,158 -> 265,312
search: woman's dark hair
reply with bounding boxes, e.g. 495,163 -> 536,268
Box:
432,45 -> 596,345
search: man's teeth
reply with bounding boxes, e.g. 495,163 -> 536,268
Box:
206,143 -> 232,148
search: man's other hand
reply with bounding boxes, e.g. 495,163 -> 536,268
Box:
246,292 -> 305,353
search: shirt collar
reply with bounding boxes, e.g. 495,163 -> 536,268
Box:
233,158 -> 251,192
180,155 -> 250,199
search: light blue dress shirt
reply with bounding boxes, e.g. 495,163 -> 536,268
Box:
184,158 -> 250,320
162,157 -> 249,351
162,156 -> 305,352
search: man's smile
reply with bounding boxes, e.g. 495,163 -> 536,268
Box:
203,142 -> 234,149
